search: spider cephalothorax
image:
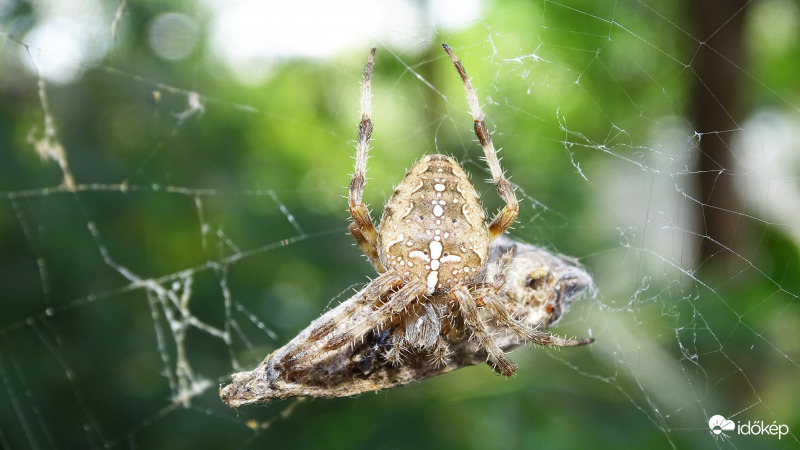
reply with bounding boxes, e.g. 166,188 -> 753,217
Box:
341,44 -> 589,376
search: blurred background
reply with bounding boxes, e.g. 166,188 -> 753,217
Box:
1,0 -> 799,448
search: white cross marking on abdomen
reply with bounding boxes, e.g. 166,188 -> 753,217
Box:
410,240 -> 463,295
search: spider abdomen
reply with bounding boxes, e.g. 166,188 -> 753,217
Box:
377,154 -> 489,295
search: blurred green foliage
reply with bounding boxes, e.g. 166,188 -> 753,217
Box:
2,0 -> 800,449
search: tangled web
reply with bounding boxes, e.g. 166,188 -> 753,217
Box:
1,1 -> 799,448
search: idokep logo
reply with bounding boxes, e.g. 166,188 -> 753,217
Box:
709,415 -> 735,436
709,414 -> 790,440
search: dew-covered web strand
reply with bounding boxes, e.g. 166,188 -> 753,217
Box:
537,1 -> 799,446
0,338 -> 57,449
2,31 -> 321,445
503,0 -> 798,419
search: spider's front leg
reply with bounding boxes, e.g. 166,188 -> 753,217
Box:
451,285 -> 517,376
480,291 -> 595,348
278,270 -> 403,365
348,47 -> 385,272
473,258 -> 595,350
443,44 -> 519,241
324,273 -> 428,352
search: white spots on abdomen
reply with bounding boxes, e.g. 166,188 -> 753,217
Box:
384,233 -> 405,249
408,250 -> 427,261
379,155 -> 488,292
425,271 -> 438,295
400,201 -> 414,220
429,241 -> 442,259
441,254 -> 462,264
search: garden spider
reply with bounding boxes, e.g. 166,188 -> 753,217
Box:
337,44 -> 591,376
221,234 -> 594,405
219,45 -> 594,406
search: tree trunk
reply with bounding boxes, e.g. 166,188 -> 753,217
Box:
692,0 -> 750,271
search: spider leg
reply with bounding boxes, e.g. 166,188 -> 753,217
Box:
309,271 -> 404,343
480,291 -> 595,347
325,276 -> 428,351
429,335 -> 452,368
451,285 -> 517,376
442,44 -> 518,241
280,271 -> 404,364
348,47 -> 385,272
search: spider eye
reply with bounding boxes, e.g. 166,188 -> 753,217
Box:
419,215 -> 424,221
451,219 -> 457,223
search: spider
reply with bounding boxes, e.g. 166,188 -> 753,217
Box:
220,234 -> 594,405
333,44 -> 590,376
219,45 -> 594,406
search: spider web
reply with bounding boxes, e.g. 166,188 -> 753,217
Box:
2,0 -> 800,448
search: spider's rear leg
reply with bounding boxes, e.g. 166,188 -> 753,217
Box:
348,220 -> 384,272
442,43 -> 519,242
451,285 -> 517,376
347,47 -> 385,272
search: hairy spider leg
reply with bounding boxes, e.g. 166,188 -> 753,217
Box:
323,276 -> 428,351
442,44 -> 519,241
279,270 -> 405,364
348,47 -> 385,272
451,285 -> 517,376
479,289 -> 595,347
468,250 -> 594,363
